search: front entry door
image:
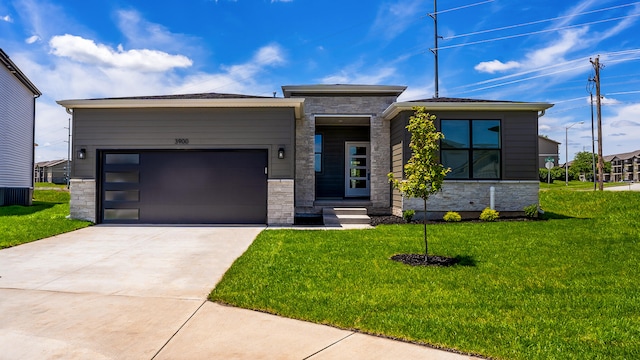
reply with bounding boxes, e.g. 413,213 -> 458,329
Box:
345,141 -> 370,197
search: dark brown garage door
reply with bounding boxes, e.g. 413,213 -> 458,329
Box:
99,150 -> 267,224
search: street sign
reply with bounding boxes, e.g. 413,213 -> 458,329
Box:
545,161 -> 554,170
545,157 -> 555,162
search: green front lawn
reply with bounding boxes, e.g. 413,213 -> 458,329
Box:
0,190 -> 91,248
210,190 -> 640,359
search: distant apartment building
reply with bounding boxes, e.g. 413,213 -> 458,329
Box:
601,150 -> 640,182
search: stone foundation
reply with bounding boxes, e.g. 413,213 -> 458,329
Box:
398,180 -> 539,219
69,179 -> 96,223
267,179 -> 295,225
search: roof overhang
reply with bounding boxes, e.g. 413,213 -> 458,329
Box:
0,48 -> 42,96
382,101 -> 554,120
282,84 -> 406,97
57,98 -> 305,119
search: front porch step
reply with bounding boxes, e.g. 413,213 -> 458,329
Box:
323,207 -> 370,226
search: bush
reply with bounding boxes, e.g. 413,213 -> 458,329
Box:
402,209 -> 415,223
480,207 -> 500,222
524,204 -> 538,218
443,211 -> 461,222
539,167 -> 565,182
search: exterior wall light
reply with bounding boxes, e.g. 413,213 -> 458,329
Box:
277,147 -> 285,159
77,148 -> 86,160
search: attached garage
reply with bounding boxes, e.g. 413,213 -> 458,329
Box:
100,150 -> 267,224
58,93 -> 302,225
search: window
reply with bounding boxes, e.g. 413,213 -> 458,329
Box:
314,134 -> 322,172
441,120 -> 501,179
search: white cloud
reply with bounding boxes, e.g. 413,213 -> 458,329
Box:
321,67 -> 396,85
474,60 -> 521,74
49,34 -> 193,72
1,15 -> 12,22
370,0 -> 425,40
25,35 -> 40,44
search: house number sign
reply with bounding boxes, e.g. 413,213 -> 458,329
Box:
175,138 -> 189,145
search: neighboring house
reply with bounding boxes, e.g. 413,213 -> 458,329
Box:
602,150 -> 640,182
57,85 -> 552,224
0,49 -> 42,206
35,159 -> 70,184
538,135 -> 560,169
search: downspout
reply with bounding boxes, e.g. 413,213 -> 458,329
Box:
31,93 -> 41,192
537,109 -> 546,118
65,107 -> 73,187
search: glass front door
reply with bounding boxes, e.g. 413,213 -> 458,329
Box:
344,141 -> 370,197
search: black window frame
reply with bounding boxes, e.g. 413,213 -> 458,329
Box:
440,119 -> 502,180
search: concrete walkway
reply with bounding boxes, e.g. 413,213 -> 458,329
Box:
0,226 -> 480,359
604,182 -> 640,191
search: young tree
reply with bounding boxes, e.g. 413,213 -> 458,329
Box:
388,106 -> 450,257
570,151 -> 612,181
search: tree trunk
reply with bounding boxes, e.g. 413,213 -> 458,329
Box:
423,198 -> 428,257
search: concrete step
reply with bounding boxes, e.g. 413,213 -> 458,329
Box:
322,207 -> 370,226
335,214 -> 371,224
332,207 -> 368,216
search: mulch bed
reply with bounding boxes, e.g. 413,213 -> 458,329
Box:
390,254 -> 460,267
370,215 -> 537,227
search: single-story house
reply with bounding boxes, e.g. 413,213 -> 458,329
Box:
0,48 -> 42,206
57,84 -> 552,224
35,159 -> 70,184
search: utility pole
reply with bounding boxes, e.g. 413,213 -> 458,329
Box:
590,92 -> 596,191
590,56 -> 604,191
429,0 -> 440,98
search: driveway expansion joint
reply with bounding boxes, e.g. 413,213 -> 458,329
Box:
303,332 -> 356,359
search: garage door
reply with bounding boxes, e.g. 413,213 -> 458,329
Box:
99,150 -> 267,224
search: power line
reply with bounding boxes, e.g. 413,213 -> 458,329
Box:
433,0 -> 495,16
435,13 -> 640,51
444,2 -> 640,40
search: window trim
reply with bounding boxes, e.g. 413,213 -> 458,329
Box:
314,133 -> 323,173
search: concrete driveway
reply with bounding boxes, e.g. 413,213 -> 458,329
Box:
0,225 -> 263,359
1,225 -> 480,360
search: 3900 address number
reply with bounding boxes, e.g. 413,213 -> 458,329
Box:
175,138 -> 189,145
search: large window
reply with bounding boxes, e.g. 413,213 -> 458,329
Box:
441,120 -> 501,179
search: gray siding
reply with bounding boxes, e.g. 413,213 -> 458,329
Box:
538,137 -> 560,168
72,107 -> 295,180
390,109 -> 539,181
0,65 -> 35,188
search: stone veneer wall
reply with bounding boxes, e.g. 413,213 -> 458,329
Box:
397,180 -> 539,219
69,179 -> 96,223
267,179 -> 294,225
295,95 -> 396,214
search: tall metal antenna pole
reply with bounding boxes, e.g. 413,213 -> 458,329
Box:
429,0 -> 439,98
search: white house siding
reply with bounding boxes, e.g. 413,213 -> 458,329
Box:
0,64 -> 35,189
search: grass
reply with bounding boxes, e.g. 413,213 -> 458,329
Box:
0,189 -> 91,248
539,180 -> 622,191
210,190 -> 640,360
34,182 -> 68,189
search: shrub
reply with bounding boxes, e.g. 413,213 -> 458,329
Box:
443,211 -> 461,222
402,209 -> 415,223
524,204 -> 538,218
480,207 -> 500,222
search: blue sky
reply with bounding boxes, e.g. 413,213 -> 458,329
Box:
2,0 -> 640,163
